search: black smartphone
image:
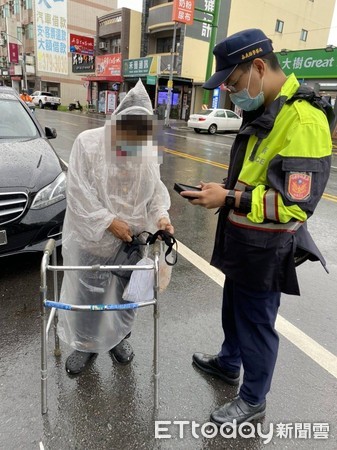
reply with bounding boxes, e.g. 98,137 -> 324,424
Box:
174,183 -> 202,198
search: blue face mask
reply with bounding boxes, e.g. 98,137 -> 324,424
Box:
229,66 -> 265,111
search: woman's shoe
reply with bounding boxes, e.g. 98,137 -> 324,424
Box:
109,339 -> 134,364
65,350 -> 97,375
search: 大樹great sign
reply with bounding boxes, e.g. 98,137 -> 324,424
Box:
276,48 -> 337,78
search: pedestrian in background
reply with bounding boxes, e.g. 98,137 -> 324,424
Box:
182,28 -> 333,425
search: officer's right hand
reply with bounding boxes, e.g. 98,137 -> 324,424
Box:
107,219 -> 133,242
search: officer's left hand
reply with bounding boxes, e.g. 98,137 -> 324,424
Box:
181,181 -> 226,209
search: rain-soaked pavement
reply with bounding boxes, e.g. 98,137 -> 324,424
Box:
0,110 -> 336,449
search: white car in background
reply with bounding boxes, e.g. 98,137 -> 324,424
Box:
187,108 -> 242,134
31,91 -> 61,110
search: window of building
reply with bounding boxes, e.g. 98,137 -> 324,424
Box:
25,0 -> 33,9
275,19 -> 284,33
14,0 -> 20,14
156,37 -> 180,53
17,27 -> 23,43
26,23 -> 33,39
157,37 -> 173,53
300,29 -> 308,41
110,36 -> 121,53
1,4 -> 10,18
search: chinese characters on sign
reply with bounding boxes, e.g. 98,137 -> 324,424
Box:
69,34 -> 94,56
172,0 -> 195,25
276,49 -> 337,78
95,54 -> 122,77
8,43 -> 19,64
72,53 -> 95,73
35,0 -> 68,74
201,0 -> 214,38
123,57 -> 158,77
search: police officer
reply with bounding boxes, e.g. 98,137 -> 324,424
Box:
181,29 -> 333,425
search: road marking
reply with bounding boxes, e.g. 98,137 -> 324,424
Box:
164,148 -> 229,170
165,131 -> 233,147
164,147 -> 337,203
177,239 -> 337,379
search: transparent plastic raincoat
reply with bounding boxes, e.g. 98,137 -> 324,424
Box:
58,80 -> 171,353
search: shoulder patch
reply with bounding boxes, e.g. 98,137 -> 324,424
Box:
287,172 -> 312,201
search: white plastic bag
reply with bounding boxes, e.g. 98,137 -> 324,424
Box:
122,257 -> 154,302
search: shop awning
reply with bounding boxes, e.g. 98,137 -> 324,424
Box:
81,75 -> 123,82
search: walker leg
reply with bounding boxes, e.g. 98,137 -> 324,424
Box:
154,302 -> 160,410
40,286 -> 48,414
153,246 -> 160,410
52,250 -> 61,357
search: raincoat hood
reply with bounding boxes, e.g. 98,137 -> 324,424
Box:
113,79 -> 153,116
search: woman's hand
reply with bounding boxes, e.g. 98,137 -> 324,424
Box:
107,219 -> 133,242
157,217 -> 174,234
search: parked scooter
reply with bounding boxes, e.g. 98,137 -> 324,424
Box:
68,100 -> 83,111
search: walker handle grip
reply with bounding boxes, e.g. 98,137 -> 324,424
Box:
44,239 -> 56,256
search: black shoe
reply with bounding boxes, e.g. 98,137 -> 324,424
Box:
65,350 -> 97,375
192,353 -> 240,386
109,339 -> 134,364
211,395 -> 266,426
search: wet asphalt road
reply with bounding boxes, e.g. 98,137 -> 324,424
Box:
0,110 -> 336,450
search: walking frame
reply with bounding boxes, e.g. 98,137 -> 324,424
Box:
40,238 -> 161,415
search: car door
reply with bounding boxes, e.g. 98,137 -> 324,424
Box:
214,110 -> 227,131
226,110 -> 242,131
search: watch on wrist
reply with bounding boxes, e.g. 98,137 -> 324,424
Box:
224,190 -> 236,209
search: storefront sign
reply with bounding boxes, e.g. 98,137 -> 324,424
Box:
277,48 -> 337,78
72,53 -> 95,73
123,57 -> 158,77
95,53 -> 122,77
147,75 -> 157,85
172,0 -> 195,25
70,34 -> 94,56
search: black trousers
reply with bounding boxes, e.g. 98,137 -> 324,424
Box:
218,278 -> 281,404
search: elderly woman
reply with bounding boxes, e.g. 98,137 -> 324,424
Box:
58,80 -> 173,375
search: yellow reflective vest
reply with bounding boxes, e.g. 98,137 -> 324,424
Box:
211,74 -> 332,295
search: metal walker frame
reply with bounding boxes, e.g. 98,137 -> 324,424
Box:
40,238 -> 161,415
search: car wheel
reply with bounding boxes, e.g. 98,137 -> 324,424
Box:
39,100 -> 44,109
194,128 -> 201,133
52,105 -> 58,110
208,124 -> 217,135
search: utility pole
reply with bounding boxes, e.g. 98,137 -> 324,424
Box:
164,21 -> 177,127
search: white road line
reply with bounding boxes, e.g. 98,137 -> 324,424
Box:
177,239 -> 337,379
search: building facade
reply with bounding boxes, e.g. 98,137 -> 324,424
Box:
0,0 -> 116,103
1,0 -> 336,112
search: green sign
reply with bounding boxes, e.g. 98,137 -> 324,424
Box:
276,48 -> 337,79
146,75 -> 157,85
123,57 -> 153,77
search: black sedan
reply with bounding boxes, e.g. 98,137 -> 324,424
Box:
0,87 -> 66,257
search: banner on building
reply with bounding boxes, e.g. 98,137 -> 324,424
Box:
8,43 -> 19,64
35,0 -> 68,75
95,54 -> 122,77
172,0 -> 195,25
70,34 -> 94,56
